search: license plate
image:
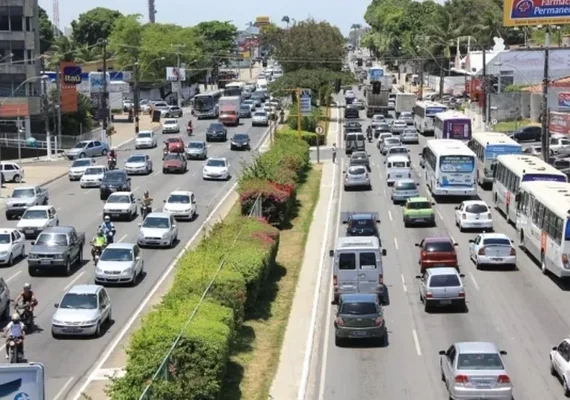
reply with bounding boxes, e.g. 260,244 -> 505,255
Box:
395,174 -> 402,178
415,218 -> 425,222
440,300 -> 452,305
351,331 -> 368,337
112,214 -> 120,217
434,264 -> 446,267
110,188 -> 116,192
62,328 -> 82,333
40,260 -> 51,265
25,230 -> 34,234
493,258 -> 503,261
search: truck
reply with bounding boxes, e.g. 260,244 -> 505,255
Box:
5,186 -> 49,220
218,96 -> 241,126
395,93 -> 416,117
28,226 -> 85,276
365,88 -> 390,118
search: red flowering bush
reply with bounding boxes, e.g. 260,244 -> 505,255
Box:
239,179 -> 295,226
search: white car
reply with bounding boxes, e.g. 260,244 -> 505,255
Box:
94,243 -> 144,286
202,158 -> 230,181
163,190 -> 197,220
391,120 -> 407,134
124,154 -> 152,175
17,205 -> 59,238
252,111 -> 269,126
371,114 -> 386,124
68,158 -> 97,181
0,161 -> 24,183
469,233 -> 517,270
401,128 -> 419,144
103,192 -> 137,221
550,337 -> 570,395
454,200 -> 493,231
162,119 -> 180,133
0,228 -> 25,265
137,212 -> 178,248
376,132 -> 393,149
135,131 -> 157,149
80,166 -> 107,188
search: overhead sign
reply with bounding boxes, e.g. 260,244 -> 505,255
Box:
503,0 -> 570,26
559,92 -> 570,109
62,65 -> 82,84
0,363 -> 45,400
299,89 -> 311,117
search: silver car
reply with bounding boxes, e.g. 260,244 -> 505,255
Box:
344,166 -> 371,191
51,284 -> 112,338
162,119 -> 180,133
399,111 -> 414,125
68,158 -> 97,181
401,128 -> 419,144
124,154 -> 152,175
380,137 -> 402,155
163,105 -> 183,118
135,131 -> 157,149
137,212 -> 178,248
94,243 -> 144,285
417,267 -> 466,311
391,120 -> 407,134
439,342 -> 513,400
65,140 -> 110,160
186,141 -> 208,160
391,179 -> 419,203
252,111 -> 269,126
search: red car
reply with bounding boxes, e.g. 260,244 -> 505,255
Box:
416,236 -> 458,273
219,110 -> 239,126
165,137 -> 185,153
162,153 -> 187,174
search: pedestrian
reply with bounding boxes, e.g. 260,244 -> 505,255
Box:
332,143 -> 337,163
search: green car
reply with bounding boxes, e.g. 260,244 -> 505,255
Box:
403,197 -> 436,227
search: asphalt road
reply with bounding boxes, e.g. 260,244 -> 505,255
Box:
0,111 -> 270,399
313,90 -> 570,399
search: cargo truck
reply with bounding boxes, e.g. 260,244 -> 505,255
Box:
218,96 -> 241,126
365,88 -> 390,118
395,93 -> 416,117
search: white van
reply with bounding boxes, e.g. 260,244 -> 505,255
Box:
345,132 -> 365,154
329,236 -> 387,303
256,79 -> 268,91
385,154 -> 411,185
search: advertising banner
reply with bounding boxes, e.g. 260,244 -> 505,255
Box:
0,103 -> 29,118
559,92 -> 570,109
549,111 -> 570,135
299,89 -> 312,116
62,65 -> 82,85
444,119 -> 472,140
503,0 -> 570,27
166,67 -> 186,82
60,62 -> 78,113
88,72 -> 110,94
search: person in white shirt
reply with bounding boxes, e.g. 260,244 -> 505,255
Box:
4,312 -> 25,359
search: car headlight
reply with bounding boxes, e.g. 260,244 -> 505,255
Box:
123,267 -> 133,275
83,319 -> 99,325
95,267 -> 103,274
28,254 -> 37,259
101,184 -> 107,189
0,251 -> 8,256
52,319 -> 63,325
162,232 -> 169,239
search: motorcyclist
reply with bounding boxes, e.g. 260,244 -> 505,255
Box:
367,130 -> 372,142
141,191 -> 153,217
14,283 -> 37,320
99,215 -> 116,244
90,229 -> 107,260
108,148 -> 117,169
4,313 -> 25,359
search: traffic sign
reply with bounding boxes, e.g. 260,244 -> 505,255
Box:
491,119 -> 498,125
300,88 -> 312,116
316,126 -> 324,134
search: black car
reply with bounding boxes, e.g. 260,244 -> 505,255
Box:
373,122 -> 391,138
349,151 -> 370,170
99,170 -> 131,200
510,125 -> 541,142
342,212 -> 380,237
206,123 -> 227,142
230,133 -> 251,151
345,121 -> 362,132
239,105 -> 252,118
344,105 -> 359,119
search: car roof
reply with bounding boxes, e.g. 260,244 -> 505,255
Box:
394,120 -> 406,123
105,242 -> 136,250
146,212 -> 171,218
0,228 -> 16,235
479,233 -> 511,240
462,200 -> 486,206
347,165 -> 366,170
44,226 -> 73,233
66,284 -> 101,295
207,157 -> 227,162
386,155 -> 408,162
108,191 -> 132,196
394,179 -> 415,185
168,190 -> 193,197
137,130 -> 153,135
188,141 -> 205,145
233,133 -> 249,136
127,154 -> 147,158
427,267 -> 460,276
423,236 -> 453,243
73,158 -> 93,162
339,293 -> 377,302
455,342 -> 499,354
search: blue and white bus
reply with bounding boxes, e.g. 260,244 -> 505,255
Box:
422,139 -> 477,198
467,132 -> 522,188
413,101 -> 448,135
192,90 -> 223,119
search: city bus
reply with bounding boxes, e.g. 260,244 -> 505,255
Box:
223,81 -> 246,97
413,101 -> 448,135
467,132 -> 522,188
422,139 -> 477,198
434,111 -> 472,141
492,154 -> 567,224
515,181 -> 570,278
192,90 -> 223,119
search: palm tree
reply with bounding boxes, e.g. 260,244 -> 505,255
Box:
474,10 -> 505,46
46,35 -> 78,69
281,15 -> 290,28
74,45 -> 101,64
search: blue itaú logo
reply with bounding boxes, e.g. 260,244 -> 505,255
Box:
14,393 -> 31,400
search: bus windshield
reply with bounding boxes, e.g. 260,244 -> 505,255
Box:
194,96 -> 213,111
224,87 -> 241,97
522,174 -> 566,183
426,107 -> 447,117
439,155 -> 475,172
485,145 -> 522,160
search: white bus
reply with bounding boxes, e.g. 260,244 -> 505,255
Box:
223,81 -> 246,97
192,90 -> 223,119
422,139 -> 477,198
515,181 -> 570,277
493,154 -> 567,224
434,111 -> 472,141
413,101 -> 448,135
467,132 -> 522,188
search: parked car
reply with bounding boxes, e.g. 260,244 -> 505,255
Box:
334,293 -> 386,347
417,267 -> 466,312
510,125 -> 541,142
162,153 -> 187,174
468,233 -> 517,270
65,140 -> 109,160
0,161 -> 24,183
416,236 -> 459,273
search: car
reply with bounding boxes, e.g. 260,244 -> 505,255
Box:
162,119 -> 180,134
252,111 -> 269,126
163,190 -> 197,220
219,109 -> 240,126
164,137 -> 185,153
239,104 -> 252,118
416,267 -> 466,312
202,157 -> 230,180
68,158 -> 97,181
162,152 -> 187,174
391,119 -> 407,134
344,105 -> 359,119
94,243 -> 144,286
380,137 -> 402,155
134,130 -> 157,149
373,122 -> 391,138
334,293 -> 386,347
150,101 -> 169,113
0,229 -> 25,266
206,122 -> 228,141
551,157 -> 570,170
510,125 -> 541,142
468,233 -> 516,270
0,161 -> 24,183
99,170 -> 131,200
403,197 -> 436,227
349,151 -> 370,170
51,284 -> 112,338
80,165 -> 107,188
186,140 -> 208,160
250,95 -> 262,107
371,114 -> 385,124
399,111 -> 414,125
230,133 -> 251,150
385,145 -> 410,158
454,200 -> 493,232
344,165 -> 371,191
401,128 -> 419,144
344,121 -> 362,134
263,104 -> 272,114
342,212 -> 379,237
376,132 -> 393,149
353,99 -> 365,110
439,342 -> 512,400
391,179 -> 419,204
65,140 -> 109,160
550,337 -> 570,395
103,191 -> 137,221
137,212 -> 178,248
242,99 -> 255,110
522,146 -> 543,157
17,205 -> 59,238
162,105 -> 183,118
550,135 -> 570,156
124,154 -> 152,175
416,236 -> 459,273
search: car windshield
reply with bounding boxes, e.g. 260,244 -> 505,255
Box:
142,217 -> 170,229
483,238 -> 511,246
100,248 -> 133,262
165,120 -> 177,125
0,234 -> 9,244
59,293 -> 97,310
401,113 -> 412,117
233,134 -> 248,140
127,156 -> 146,163
386,139 -> 400,145
194,96 -> 213,111
36,233 -> 67,246
429,274 -> 460,287
240,105 -> 250,110
465,204 -> 488,213
164,154 -> 181,161
167,194 -> 190,204
22,210 -> 48,219
348,167 -> 366,175
72,159 -> 91,167
137,133 -> 152,138
84,167 -> 104,175
396,182 -> 416,190
340,302 -> 377,315
73,142 -> 89,149
254,112 -> 266,117
103,172 -> 126,183
352,152 -> 367,159
390,148 -> 407,154
107,195 -> 130,203
407,201 -> 431,210
403,130 -> 416,134
425,241 -> 454,252
11,189 -> 35,198
209,124 -> 223,131
457,353 -> 504,370
207,159 -> 226,167
350,218 -> 374,228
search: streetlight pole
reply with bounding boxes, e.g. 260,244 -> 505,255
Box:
134,60 -> 140,134
99,39 -> 109,144
542,26 -> 551,161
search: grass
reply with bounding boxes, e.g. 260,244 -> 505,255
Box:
220,164 -> 323,400
493,118 -> 533,132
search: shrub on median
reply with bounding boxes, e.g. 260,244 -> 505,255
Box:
277,128 -> 327,146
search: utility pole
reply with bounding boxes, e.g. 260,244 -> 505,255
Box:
542,26 -> 551,161
41,58 -> 51,157
418,58 -> 424,100
172,44 -> 185,108
100,39 -> 109,143
134,60 -> 140,134
439,57 -> 445,99
296,88 -> 302,141
55,62 -> 62,155
482,46 -> 487,124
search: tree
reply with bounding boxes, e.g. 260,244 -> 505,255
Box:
39,7 -> 55,54
46,35 -> 78,69
71,7 -> 123,46
259,23 -> 283,54
108,14 -> 144,67
281,15 -> 290,28
48,90 -> 94,136
268,69 -> 356,102
192,21 -> 237,63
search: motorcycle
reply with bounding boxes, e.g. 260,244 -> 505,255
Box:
7,336 -> 23,363
14,303 -> 33,331
367,133 -> 373,143
92,245 -> 104,264
186,125 -> 193,135
102,228 -> 115,244
140,201 -> 152,220
108,157 -> 117,170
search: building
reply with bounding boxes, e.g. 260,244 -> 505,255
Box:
0,0 -> 42,134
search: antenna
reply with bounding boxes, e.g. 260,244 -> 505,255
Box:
53,0 -> 60,35
148,0 -> 156,23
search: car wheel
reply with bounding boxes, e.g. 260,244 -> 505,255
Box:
94,322 -> 102,338
79,152 -> 86,158
64,258 -> 71,276
334,335 -> 343,347
13,175 -> 21,183
163,169 -> 167,174
76,249 -> 83,265
424,300 -> 430,312
6,253 -> 12,266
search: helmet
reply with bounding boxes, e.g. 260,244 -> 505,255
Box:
11,313 -> 20,322
97,228 -> 104,235
104,215 -> 111,222
23,283 -> 31,291
144,191 -> 149,197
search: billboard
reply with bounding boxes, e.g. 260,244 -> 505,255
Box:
559,92 -> 570,109
0,103 -> 29,118
59,62 -> 78,113
88,72 -> 110,93
549,111 -> 570,135
62,65 -> 82,85
503,0 -> 570,26
0,363 -> 45,400
166,67 -> 186,82
255,16 -> 270,26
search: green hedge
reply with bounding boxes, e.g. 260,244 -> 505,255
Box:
278,128 -> 327,146
287,104 -> 321,132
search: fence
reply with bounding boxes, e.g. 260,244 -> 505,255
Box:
137,194 -> 262,400
0,128 -> 103,152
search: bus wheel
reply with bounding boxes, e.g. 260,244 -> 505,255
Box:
505,207 -> 510,224
519,230 -> 526,250
541,253 -> 548,275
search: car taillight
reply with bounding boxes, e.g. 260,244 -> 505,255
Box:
562,253 -> 569,264
462,213 -> 466,219
379,274 -> 383,285
336,317 -> 344,326
425,292 -> 433,298
333,275 -> 338,286
458,290 -> 465,298
510,247 -> 516,256
375,316 -> 383,326
497,375 -> 511,384
478,247 -> 486,255
487,212 -> 492,219
455,375 -> 469,384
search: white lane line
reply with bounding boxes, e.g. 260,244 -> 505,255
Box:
132,186 -> 139,193
152,171 -> 160,176
412,329 -> 422,356
118,234 -> 127,243
469,272 -> 480,291
52,376 -> 74,400
5,271 -> 21,283
63,271 -> 86,292
85,189 -> 93,195
437,209 -> 444,220
56,207 -> 61,211
394,237 -> 399,249
401,274 -> 407,292
382,187 -> 387,197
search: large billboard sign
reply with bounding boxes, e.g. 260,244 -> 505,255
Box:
59,62 -> 78,113
503,0 -> 570,26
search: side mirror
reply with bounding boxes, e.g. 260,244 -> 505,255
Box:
415,243 -> 420,247
342,170 -> 346,173
342,220 -> 347,224
468,239 -> 474,243
454,243 -> 459,246
454,206 -> 460,210
500,350 -> 508,355
553,346 -> 558,351
431,202 -> 436,206
376,219 -> 380,223
31,241 -> 35,245
383,161 -> 386,164
418,153 -> 422,156
163,200 -> 166,203
172,224 -> 177,228
54,303 -> 59,308
137,223 -> 141,227
136,257 -> 141,261
438,350 -> 446,355
329,250 -> 334,257
415,275 -> 422,279
368,154 -> 371,157
382,249 -> 387,256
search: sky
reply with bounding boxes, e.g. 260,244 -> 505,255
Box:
38,0 -> 372,35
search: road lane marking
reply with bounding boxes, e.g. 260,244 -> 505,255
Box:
388,210 -> 393,221
118,234 -> 127,243
132,186 -> 139,192
63,271 -> 86,292
412,329 -> 422,356
394,237 -> 398,249
5,271 -> 21,283
152,171 -> 160,176
52,377 -> 74,400
437,209 -> 444,220
401,274 -> 407,292
382,187 -> 387,197
469,272 -> 480,291
85,189 -> 93,195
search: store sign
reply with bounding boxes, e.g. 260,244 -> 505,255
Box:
549,111 -> 570,135
503,0 -> 570,27
62,65 -> 82,84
